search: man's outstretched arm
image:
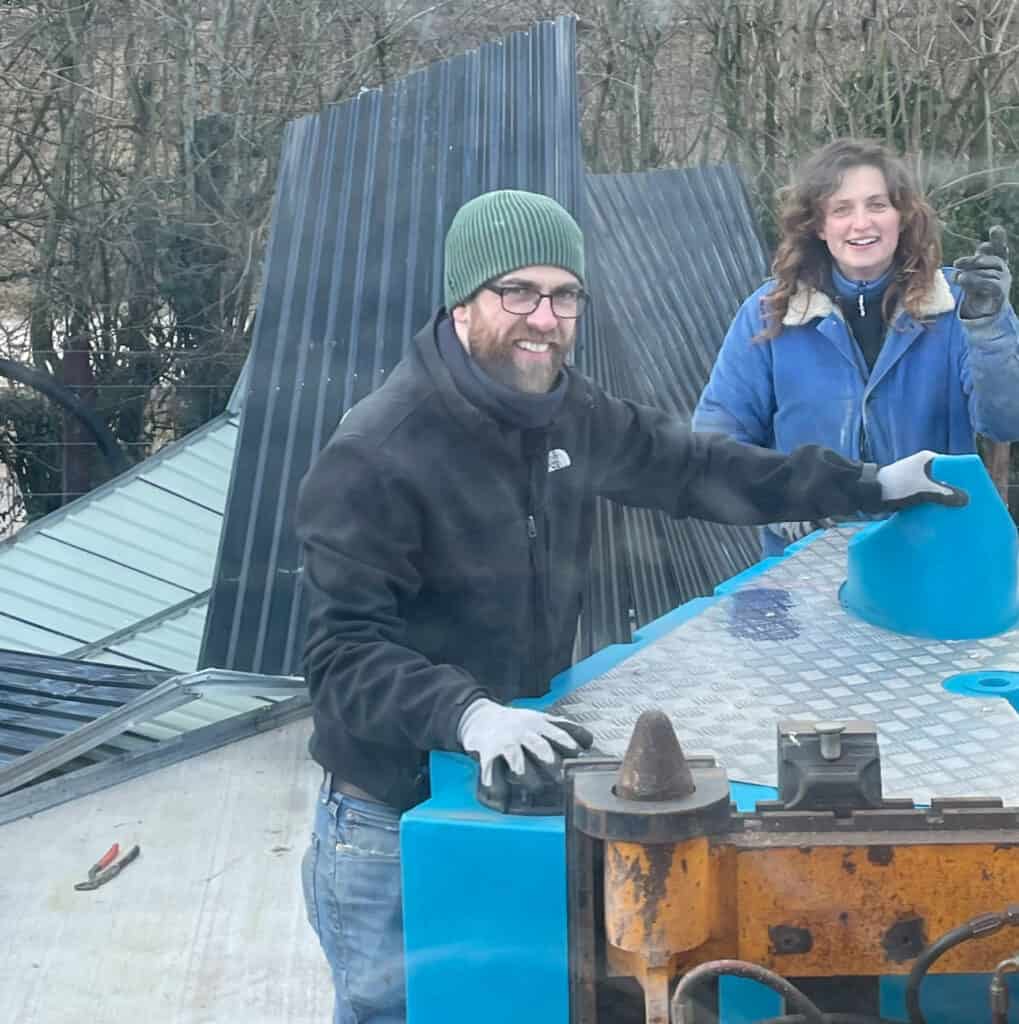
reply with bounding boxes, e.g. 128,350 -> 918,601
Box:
592,391 -> 966,525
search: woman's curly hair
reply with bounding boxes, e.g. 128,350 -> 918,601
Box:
759,138 -> 942,340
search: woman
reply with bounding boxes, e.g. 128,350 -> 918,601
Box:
693,137 -> 1019,555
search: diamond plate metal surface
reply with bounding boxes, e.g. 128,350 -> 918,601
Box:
553,528 -> 1019,803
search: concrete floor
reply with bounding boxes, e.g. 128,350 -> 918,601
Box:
0,718 -> 333,1024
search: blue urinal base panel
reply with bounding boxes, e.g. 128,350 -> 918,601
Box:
403,527 -> 1019,1023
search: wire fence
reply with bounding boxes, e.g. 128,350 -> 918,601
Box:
0,366 -> 245,537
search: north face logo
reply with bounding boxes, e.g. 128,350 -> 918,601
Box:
548,448 -> 571,472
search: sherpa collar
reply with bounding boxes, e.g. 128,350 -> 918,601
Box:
782,269 -> 955,326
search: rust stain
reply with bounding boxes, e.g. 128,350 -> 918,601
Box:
641,844 -> 674,938
606,843 -> 674,946
732,844 -> 1019,972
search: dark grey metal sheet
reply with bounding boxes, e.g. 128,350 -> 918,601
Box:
0,649 -> 165,769
0,650 -> 309,818
553,527 -> 1019,803
0,667 -> 304,798
202,16 -> 584,674
576,168 -> 768,655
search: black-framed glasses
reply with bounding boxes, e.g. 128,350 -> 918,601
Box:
484,284 -> 589,319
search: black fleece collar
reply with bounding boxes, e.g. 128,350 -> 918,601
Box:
411,310 -> 594,442
434,316 -> 567,430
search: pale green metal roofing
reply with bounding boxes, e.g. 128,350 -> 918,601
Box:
0,409 -> 283,741
0,413 -> 239,658
69,594 -> 212,673
66,593 -> 281,740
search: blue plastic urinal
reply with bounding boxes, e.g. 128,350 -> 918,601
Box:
839,454 -> 1019,639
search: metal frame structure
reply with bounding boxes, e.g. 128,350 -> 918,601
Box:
0,661 -> 308,825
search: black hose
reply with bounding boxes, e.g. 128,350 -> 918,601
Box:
905,909 -> 1019,1024
671,959 -> 826,1024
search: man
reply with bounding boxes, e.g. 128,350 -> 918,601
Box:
295,188 -> 964,1023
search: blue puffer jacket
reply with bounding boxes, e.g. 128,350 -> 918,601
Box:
692,269 -> 1019,554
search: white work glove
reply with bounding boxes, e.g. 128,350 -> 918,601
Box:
773,520 -> 833,544
457,698 -> 594,788
876,451 -> 968,510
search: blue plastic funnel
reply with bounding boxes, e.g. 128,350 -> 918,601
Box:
839,454 -> 1019,639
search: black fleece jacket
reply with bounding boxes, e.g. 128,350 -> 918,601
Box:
295,311 -> 885,811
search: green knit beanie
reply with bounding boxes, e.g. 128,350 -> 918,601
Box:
443,189 -> 585,309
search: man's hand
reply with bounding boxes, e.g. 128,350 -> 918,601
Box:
955,225 -> 1011,320
775,520 -> 816,544
877,451 -> 969,510
773,519 -> 842,544
457,698 -> 594,788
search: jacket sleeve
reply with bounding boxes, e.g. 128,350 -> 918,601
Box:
592,390 -> 884,524
958,294 -> 1019,442
296,434 -> 488,754
691,290 -> 776,446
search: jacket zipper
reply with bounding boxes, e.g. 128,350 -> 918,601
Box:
860,359 -> 874,461
524,434 -> 548,695
526,506 -> 544,692
840,314 -> 873,462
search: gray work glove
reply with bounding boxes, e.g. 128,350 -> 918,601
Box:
457,698 -> 594,788
954,225 -> 1011,320
876,450 -> 968,510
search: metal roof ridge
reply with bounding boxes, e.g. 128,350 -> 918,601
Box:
65,590 -> 212,662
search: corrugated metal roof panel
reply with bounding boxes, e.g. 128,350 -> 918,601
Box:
64,597 -> 269,738
0,652 -> 306,820
0,411 -> 255,765
83,601 -> 211,672
0,650 -> 166,772
142,696 -> 271,738
583,167 -> 769,412
0,541 -> 193,632
200,28 -> 775,671
0,360 -> 310,809
0,614 -> 82,655
0,414 -> 238,656
576,168 -> 768,652
201,16 -> 584,674
30,506 -> 219,589
133,439 -> 235,512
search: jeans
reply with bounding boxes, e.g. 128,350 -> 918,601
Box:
302,774 -> 406,1024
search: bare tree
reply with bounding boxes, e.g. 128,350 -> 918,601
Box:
1,0 -> 1018,521
0,0 -> 485,520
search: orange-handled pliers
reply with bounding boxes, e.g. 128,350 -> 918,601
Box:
74,842 -> 141,891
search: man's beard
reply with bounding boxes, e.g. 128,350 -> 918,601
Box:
468,323 -> 571,394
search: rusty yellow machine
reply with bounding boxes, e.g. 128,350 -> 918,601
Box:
565,710 -> 1019,1024
402,463 -> 1019,1024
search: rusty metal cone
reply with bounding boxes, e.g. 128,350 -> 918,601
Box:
615,709 -> 696,801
